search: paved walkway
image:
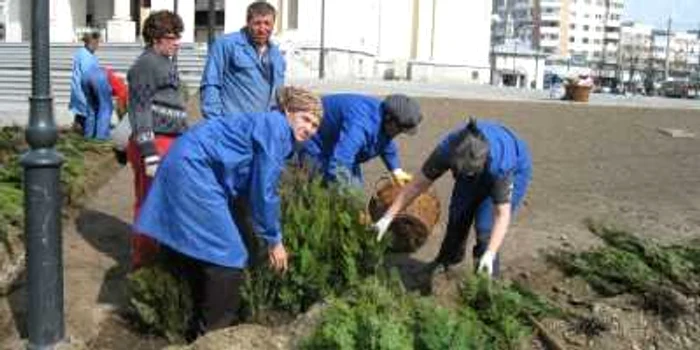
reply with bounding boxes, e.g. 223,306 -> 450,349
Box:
2,79 -> 699,127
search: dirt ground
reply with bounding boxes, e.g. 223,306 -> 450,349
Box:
2,97 -> 700,349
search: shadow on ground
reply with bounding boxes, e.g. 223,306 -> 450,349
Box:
75,209 -> 131,307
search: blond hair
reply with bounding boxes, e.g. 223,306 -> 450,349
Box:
276,86 -> 323,121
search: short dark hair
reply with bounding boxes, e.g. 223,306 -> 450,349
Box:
142,10 -> 184,46
82,31 -> 100,44
246,1 -> 276,21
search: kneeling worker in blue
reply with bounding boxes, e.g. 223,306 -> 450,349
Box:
298,93 -> 423,186
134,86 -> 323,337
372,117 -> 532,278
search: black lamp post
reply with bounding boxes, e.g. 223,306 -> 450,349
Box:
318,0 -> 326,79
207,0 -> 216,45
21,0 -> 65,348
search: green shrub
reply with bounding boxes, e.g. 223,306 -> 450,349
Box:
303,273 -> 559,350
459,274 -> 561,349
126,265 -> 193,343
301,276 -> 414,350
550,220 -> 700,322
242,169 -> 388,317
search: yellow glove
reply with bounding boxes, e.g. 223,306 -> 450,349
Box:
391,168 -> 413,185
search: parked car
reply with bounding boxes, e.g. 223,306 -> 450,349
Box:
660,81 -> 690,98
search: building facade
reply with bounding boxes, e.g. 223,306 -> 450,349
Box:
618,21 -> 700,84
0,0 -> 494,83
492,0 -> 624,78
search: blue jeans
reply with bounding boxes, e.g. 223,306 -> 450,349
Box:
434,166 -> 532,276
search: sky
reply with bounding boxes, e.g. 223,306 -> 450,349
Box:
624,0 -> 700,31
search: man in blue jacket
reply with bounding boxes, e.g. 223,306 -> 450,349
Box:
200,1 -> 286,118
372,118 -> 532,278
69,31 -> 101,133
299,93 -> 423,186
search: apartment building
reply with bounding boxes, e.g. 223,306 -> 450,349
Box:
617,21 -> 699,83
493,0 -> 623,69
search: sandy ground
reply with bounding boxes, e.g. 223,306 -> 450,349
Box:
2,97 -> 700,349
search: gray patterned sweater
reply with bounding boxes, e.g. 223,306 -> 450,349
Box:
127,48 -> 188,157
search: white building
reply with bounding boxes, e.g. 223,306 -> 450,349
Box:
492,39 -> 548,89
0,0 -> 494,83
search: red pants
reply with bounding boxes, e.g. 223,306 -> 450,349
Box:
127,135 -> 177,269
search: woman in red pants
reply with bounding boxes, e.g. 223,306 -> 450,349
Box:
126,10 -> 187,269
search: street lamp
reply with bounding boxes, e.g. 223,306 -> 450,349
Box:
207,0 -> 216,45
490,14 -> 502,85
22,0 -> 65,347
319,0 -> 326,79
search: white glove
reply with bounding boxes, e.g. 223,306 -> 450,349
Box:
477,250 -> 497,277
144,155 -> 160,178
372,215 -> 394,242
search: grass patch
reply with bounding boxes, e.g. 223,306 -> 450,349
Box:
0,126 -> 114,253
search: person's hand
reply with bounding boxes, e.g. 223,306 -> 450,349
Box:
391,168 -> 413,186
477,250 -> 497,278
372,215 -> 394,242
143,155 -> 160,178
358,211 -> 371,225
268,243 -> 288,273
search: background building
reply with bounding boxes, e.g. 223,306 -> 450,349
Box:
617,21 -> 700,89
0,0 -> 494,83
493,0 -> 624,83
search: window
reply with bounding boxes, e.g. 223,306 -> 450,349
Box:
583,38 -> 590,44
472,71 -> 479,81
594,39 -> 601,44
570,37 -> 575,43
570,24 -> 576,29
287,0 -> 299,29
583,25 -> 590,31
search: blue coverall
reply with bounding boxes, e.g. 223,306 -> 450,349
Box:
299,94 -> 401,185
135,111 -> 295,269
200,29 -> 286,118
69,47 -> 100,122
81,66 -> 113,140
432,121 -> 532,275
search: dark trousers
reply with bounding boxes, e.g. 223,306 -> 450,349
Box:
435,168 -> 532,276
163,247 -> 245,339
73,114 -> 86,133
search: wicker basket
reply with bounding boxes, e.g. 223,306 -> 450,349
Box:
565,85 -> 592,102
367,176 -> 441,253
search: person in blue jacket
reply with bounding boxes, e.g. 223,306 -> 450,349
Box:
69,31 -> 101,133
298,93 -> 423,186
200,1 -> 285,118
80,66 -> 113,140
372,118 -> 532,278
135,86 -> 322,336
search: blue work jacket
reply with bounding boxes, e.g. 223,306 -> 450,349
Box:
69,47 -> 100,117
135,111 -> 295,268
300,94 -> 401,184
200,29 -> 286,118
